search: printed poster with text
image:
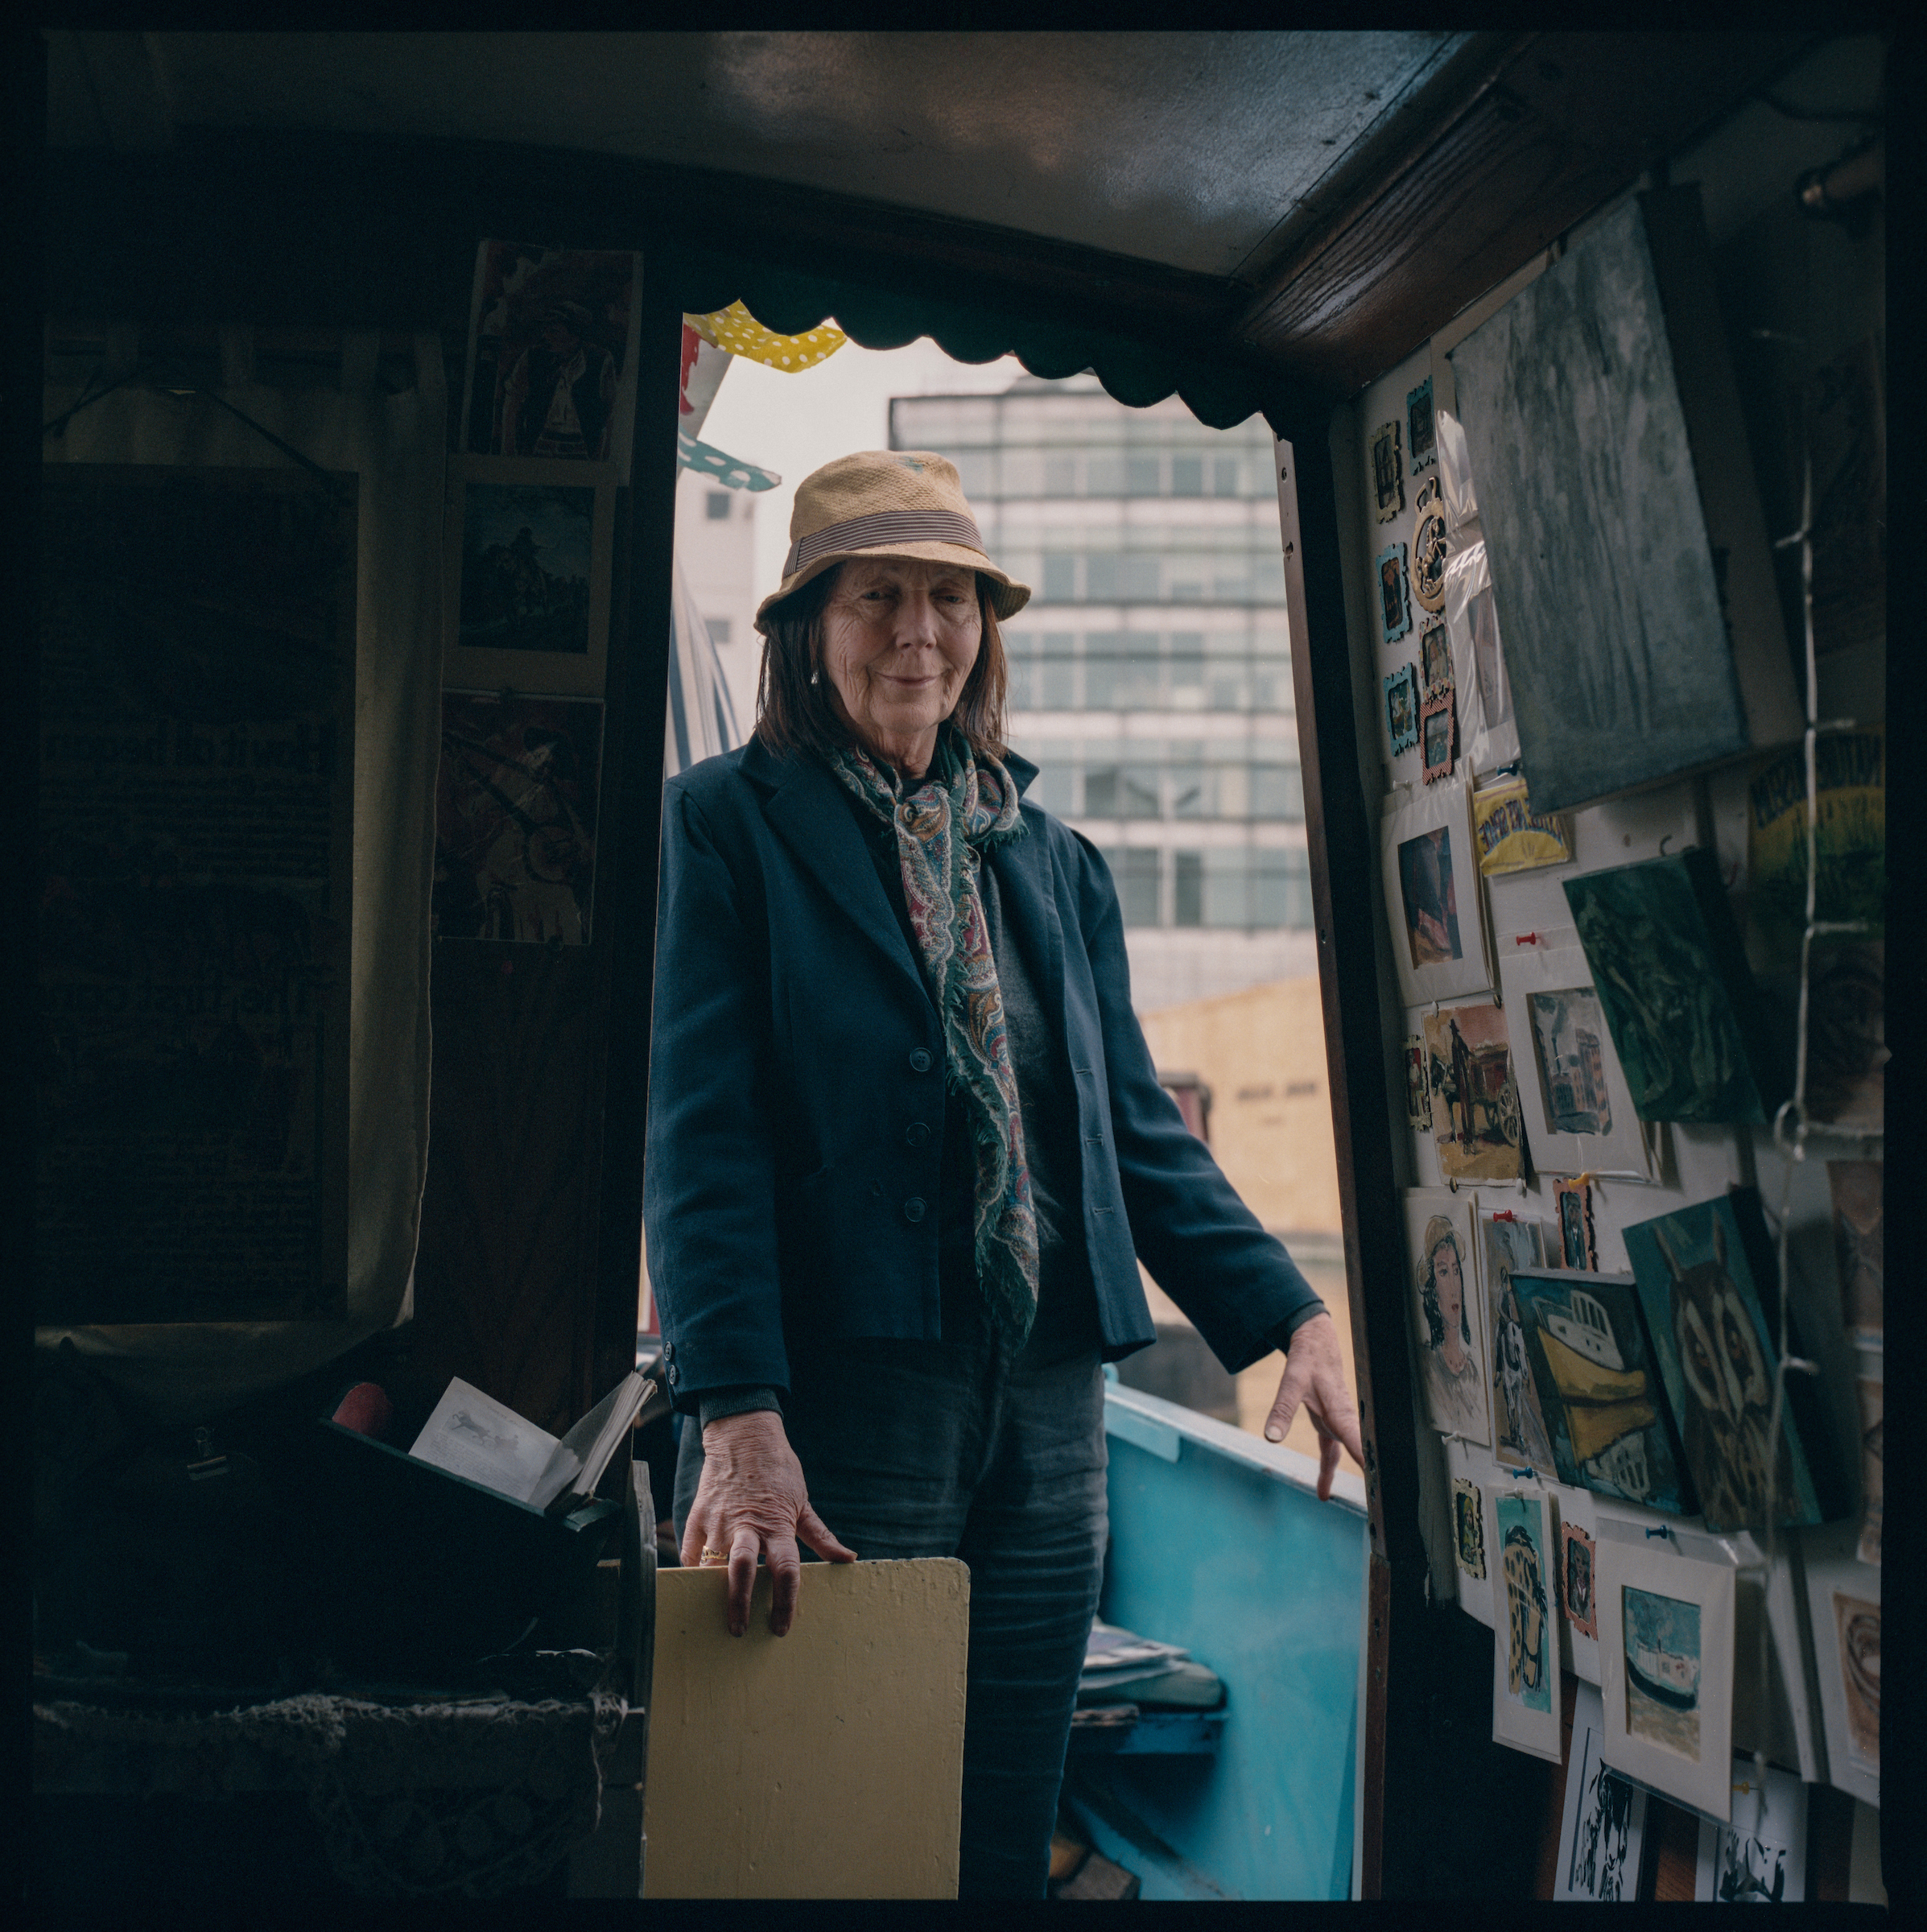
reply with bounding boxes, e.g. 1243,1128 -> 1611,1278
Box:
37,465 -> 355,1323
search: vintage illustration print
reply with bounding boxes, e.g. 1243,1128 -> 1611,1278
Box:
1833,1592 -> 1879,1767
1828,1159 -> 1883,1342
1384,663 -> 1420,754
1855,1369 -> 1881,1568
1530,989 -> 1615,1137
1555,1177 -> 1597,1270
1419,617 -> 1452,696
1376,541 -> 1412,643
1405,1191 -> 1488,1443
1564,849 -> 1785,1125
463,242 -> 640,465
1485,1214 -> 1557,1471
1407,375 -> 1437,472
1419,690 -> 1456,784
435,692 -> 603,945
1497,1493 -> 1554,1714
1562,1519 -> 1599,1641
1411,476 -> 1449,613
1453,1476 -> 1487,1580
1403,1036 -> 1432,1132
458,480 -> 597,656
1509,1269 -> 1692,1515
1624,1195 -> 1830,1534
1397,826 -> 1462,968
1556,1682 -> 1647,1901
1623,1584 -> 1702,1762
1472,776 -> 1571,876
1372,417 -> 1405,520
1422,1001 -> 1524,1184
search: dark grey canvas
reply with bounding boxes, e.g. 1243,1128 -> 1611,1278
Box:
1450,195 -> 1749,813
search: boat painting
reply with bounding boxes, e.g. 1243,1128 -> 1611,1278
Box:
1508,1270 -> 1693,1515
1623,1585 -> 1702,1762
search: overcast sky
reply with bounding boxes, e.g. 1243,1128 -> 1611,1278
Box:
696,333 -> 1026,598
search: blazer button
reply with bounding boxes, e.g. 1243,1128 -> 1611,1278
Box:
903,1197 -> 927,1223
904,1121 -> 930,1148
909,1047 -> 934,1073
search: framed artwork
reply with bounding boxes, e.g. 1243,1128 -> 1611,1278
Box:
1453,1476 -> 1487,1582
1500,931 -> 1653,1179
1418,617 -> 1452,696
1554,1177 -> 1597,1270
1403,1188 -> 1490,1445
1801,1525 -> 1878,1806
35,466 -> 356,1326
1508,1268 -> 1694,1516
1747,726 -> 1884,951
1855,1352 -> 1881,1567
1371,418 -> 1404,521
1418,690 -> 1456,783
1421,1001 -> 1524,1184
1376,541 -> 1412,643
1380,776 -> 1493,1008
1827,1159 -> 1883,1343
1564,849 -> 1787,1125
1491,1490 -> 1563,1762
1554,1679 -> 1648,1901
434,691 -> 604,945
1623,1193 -> 1840,1534
462,241 -> 643,481
1384,663 -> 1420,755
444,456 -> 616,699
1562,1519 -> 1599,1641
1597,1533 -> 1737,1822
1406,375 -> 1437,472
1482,1212 -> 1557,1473
1471,775 -> 1570,876
1402,1035 -> 1431,1133
1695,1756 -> 1807,1901
1410,475 -> 1448,613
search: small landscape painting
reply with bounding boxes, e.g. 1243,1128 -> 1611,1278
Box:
1396,825 -> 1462,968
1422,1001 -> 1524,1183
1622,1583 -> 1702,1763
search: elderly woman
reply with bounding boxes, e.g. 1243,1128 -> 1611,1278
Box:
646,449 -> 1362,1898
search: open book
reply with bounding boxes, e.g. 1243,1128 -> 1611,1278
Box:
408,1371 -> 656,1516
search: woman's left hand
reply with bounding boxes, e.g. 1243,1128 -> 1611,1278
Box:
1262,1313 -> 1366,1501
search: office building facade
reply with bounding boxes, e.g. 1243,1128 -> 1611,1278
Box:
890,374 -> 1314,1011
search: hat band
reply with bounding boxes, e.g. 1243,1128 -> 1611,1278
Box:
785,509 -> 986,579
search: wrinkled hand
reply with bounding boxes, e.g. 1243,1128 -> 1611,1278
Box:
1264,1313 -> 1366,1503
680,1410 -> 856,1637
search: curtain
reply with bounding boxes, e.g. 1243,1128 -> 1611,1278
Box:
38,328 -> 447,1422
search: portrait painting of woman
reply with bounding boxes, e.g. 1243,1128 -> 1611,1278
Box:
1412,1208 -> 1487,1442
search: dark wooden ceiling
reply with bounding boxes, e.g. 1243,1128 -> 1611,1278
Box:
41,30 -> 1818,429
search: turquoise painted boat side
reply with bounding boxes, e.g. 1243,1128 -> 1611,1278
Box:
1067,1379 -> 1367,1901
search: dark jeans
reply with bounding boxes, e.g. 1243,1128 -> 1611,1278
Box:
673,1323 -> 1109,1900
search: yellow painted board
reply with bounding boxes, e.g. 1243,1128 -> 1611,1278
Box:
643,1558 -> 969,1898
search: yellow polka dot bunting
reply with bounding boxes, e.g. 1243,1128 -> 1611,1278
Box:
683,301 -> 847,371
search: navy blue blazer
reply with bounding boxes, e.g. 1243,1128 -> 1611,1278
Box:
643,735 -> 1323,1413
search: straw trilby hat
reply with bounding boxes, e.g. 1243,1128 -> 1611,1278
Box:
753,449 -> 1032,634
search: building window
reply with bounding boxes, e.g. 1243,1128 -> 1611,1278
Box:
1100,847 -> 1162,927
1174,850 -> 1204,927
705,491 -> 732,520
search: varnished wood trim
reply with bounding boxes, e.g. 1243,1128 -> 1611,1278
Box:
1238,31 -> 1817,394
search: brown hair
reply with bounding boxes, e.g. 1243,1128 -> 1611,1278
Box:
753,564 -> 1009,762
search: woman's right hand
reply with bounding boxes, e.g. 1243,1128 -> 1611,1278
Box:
680,1410 -> 857,1637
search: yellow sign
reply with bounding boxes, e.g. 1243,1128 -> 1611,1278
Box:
684,301 -> 847,371
1472,776 -> 1572,876
1748,728 -> 1884,938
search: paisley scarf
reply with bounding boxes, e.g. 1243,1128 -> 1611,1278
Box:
828,728 -> 1039,1344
